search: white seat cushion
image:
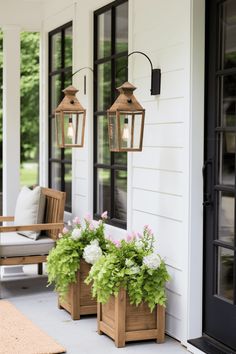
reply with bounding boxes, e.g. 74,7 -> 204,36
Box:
0,232 -> 55,257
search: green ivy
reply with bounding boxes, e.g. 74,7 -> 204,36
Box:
47,218 -> 108,299
86,227 -> 170,311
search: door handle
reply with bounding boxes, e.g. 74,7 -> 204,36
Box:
202,158 -> 213,207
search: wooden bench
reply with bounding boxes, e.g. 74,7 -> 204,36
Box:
0,187 -> 66,274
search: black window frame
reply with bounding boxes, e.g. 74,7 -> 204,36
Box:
48,21 -> 73,213
93,0 -> 128,229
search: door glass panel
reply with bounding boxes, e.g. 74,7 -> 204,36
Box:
218,191 -> 234,246
51,32 -> 61,71
96,169 -> 111,215
219,132 -> 235,185
97,11 -> 111,59
220,75 -> 236,127
217,247 -> 234,302
97,116 -> 110,164
97,62 -> 111,111
116,2 -> 128,54
114,170 -> 127,221
220,0 -> 236,69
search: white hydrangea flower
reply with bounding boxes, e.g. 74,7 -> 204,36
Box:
125,259 -> 134,267
71,228 -> 81,240
135,238 -> 144,249
143,253 -> 161,270
83,239 -> 102,265
130,265 -> 140,274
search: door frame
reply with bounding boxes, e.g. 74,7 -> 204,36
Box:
185,0 -> 205,350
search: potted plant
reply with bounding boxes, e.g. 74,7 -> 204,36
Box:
47,211 -> 108,320
86,225 -> 170,347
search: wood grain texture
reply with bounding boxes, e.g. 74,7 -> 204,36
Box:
98,289 -> 165,347
0,188 -> 66,270
58,260 -> 97,320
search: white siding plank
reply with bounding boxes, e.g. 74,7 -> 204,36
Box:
144,98 -> 185,124
133,168 -> 183,196
143,123 -> 184,148
132,147 -> 184,172
133,189 -> 183,221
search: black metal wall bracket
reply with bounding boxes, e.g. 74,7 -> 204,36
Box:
72,66 -> 94,95
128,51 -> 161,95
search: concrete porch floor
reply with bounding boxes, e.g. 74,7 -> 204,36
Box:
0,266 -> 189,354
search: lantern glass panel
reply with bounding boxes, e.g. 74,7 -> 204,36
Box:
63,111 -> 85,147
119,112 -> 144,150
108,113 -> 119,151
55,112 -> 63,147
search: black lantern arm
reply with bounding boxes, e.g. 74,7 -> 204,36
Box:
71,66 -> 94,95
127,51 -> 161,95
71,66 -> 94,77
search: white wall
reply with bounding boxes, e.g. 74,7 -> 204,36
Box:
40,0 -> 205,345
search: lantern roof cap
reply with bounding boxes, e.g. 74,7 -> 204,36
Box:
108,81 -> 144,113
55,85 -> 85,113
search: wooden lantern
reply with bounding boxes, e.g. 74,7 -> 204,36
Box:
55,85 -> 86,148
107,82 -> 145,152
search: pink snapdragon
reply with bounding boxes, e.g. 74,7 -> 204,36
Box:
144,224 -> 153,235
84,214 -> 92,223
112,239 -> 121,248
101,211 -> 108,219
73,216 -> 81,225
62,227 -> 69,234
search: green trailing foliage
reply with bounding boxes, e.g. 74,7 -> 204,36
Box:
47,214 -> 108,300
86,226 -> 170,311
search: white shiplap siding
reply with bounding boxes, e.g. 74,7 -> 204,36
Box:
130,0 -> 190,340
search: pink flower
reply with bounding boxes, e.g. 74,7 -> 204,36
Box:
73,216 -> 81,225
126,233 -> 133,242
112,239 -> 121,248
101,211 -> 108,219
89,223 -> 95,231
62,227 -> 69,234
84,214 -> 92,223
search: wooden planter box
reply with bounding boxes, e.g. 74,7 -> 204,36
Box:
97,288 -> 165,348
58,260 -> 97,320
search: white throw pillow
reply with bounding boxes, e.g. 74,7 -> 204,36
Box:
14,186 -> 46,240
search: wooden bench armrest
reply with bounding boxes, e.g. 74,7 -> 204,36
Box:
0,222 -> 64,233
0,216 -> 15,222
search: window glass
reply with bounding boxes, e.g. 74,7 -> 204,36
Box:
97,11 -> 111,59
116,2 -> 128,54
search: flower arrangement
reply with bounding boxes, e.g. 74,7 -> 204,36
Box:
86,225 -> 170,311
47,212 -> 108,299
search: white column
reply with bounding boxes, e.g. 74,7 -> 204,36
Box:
3,26 -> 21,215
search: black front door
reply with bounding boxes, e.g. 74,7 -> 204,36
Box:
204,0 -> 236,350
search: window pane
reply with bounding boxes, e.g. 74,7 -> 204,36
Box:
114,170 -> 127,221
220,0 -> 236,69
96,169 -> 111,215
114,152 -> 127,165
220,75 -> 236,127
51,32 -> 61,71
65,164 -> 72,212
64,70 -> 72,87
217,247 -> 234,302
97,10 -> 111,59
51,162 -> 61,190
219,132 -> 235,185
50,74 -> 61,114
97,116 -> 110,164
64,148 -> 72,161
218,191 -> 234,246
97,62 -> 111,111
116,2 -> 128,54
50,118 -> 61,159
65,26 -> 72,67
115,56 -> 128,89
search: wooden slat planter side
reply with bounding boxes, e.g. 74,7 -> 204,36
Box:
97,288 -> 165,348
58,260 -> 97,320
